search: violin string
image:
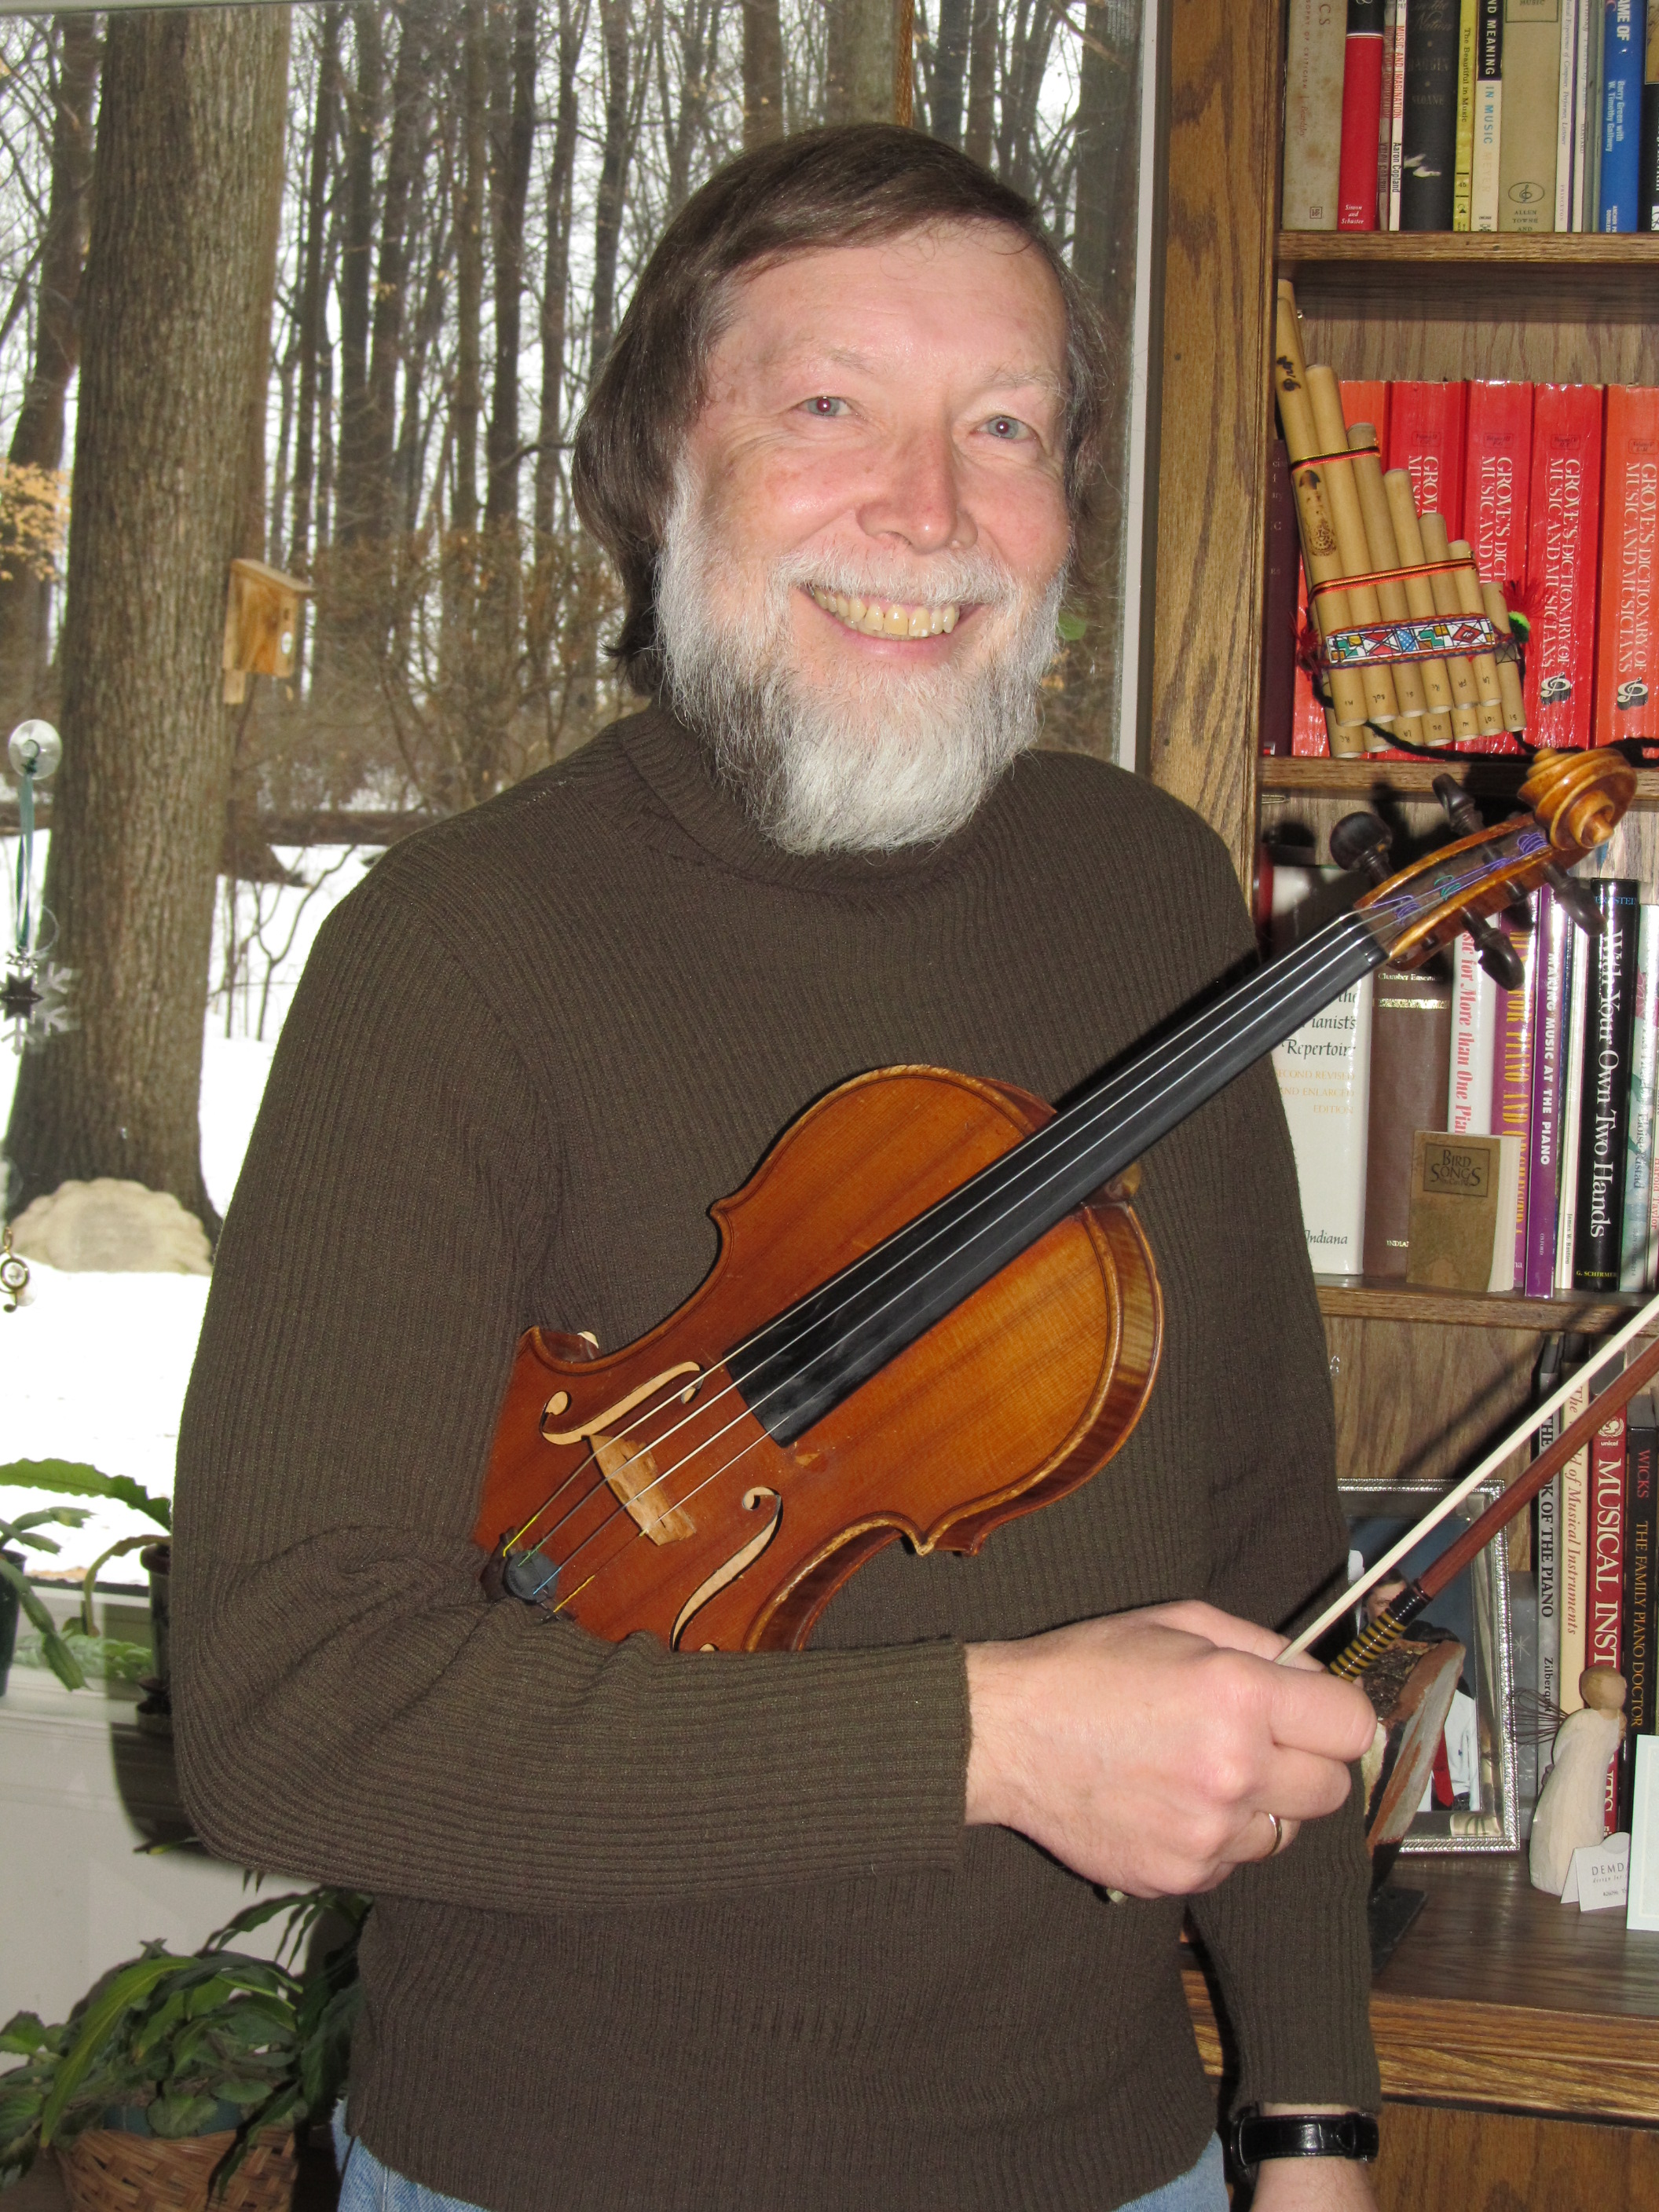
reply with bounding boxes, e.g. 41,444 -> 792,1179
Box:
522,898 -> 1402,1588
505,897 -> 1388,1565
522,829 -> 1533,1584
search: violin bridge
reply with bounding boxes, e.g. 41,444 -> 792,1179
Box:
593,1432 -> 695,1544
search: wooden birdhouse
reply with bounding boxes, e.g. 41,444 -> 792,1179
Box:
223,558 -> 313,705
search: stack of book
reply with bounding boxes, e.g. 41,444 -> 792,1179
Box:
1284,0 -> 1659,233
1533,1350 -> 1654,1837
1270,871 -> 1659,1298
1262,376 -> 1659,759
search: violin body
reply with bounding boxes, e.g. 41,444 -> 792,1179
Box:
474,1064 -> 1162,1652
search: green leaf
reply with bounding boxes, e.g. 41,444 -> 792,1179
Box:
1056,607 -> 1089,643
39,1955 -> 193,2145
0,1504 -> 90,1546
147,2093 -> 222,2140
81,1536 -> 160,1633
0,2016 -> 49,2057
0,1556 -> 86,1690
0,1461 -> 170,1531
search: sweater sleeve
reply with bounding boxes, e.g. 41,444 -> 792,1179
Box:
171,877 -> 969,1912
1173,841 -> 1381,2114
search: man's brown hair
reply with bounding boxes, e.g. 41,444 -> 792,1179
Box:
571,123 -> 1111,696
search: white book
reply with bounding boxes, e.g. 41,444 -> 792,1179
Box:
1448,932 -> 1499,1134
1571,0 -> 1601,226
1274,974 -> 1375,1276
1283,0 -> 1346,228
1557,0 -> 1581,232
1620,901 -> 1659,1290
1387,0 -> 1411,228
1556,928 -> 1592,1289
1472,62 -> 1503,230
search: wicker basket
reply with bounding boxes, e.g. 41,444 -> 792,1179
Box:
57,2125 -> 297,2212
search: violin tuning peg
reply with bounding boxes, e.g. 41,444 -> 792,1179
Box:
1329,811 -> 1393,885
1540,862 -> 1604,939
1464,910 -> 1525,992
1433,773 -> 1484,840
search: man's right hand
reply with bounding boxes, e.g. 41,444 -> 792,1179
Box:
964,1600 -> 1376,1898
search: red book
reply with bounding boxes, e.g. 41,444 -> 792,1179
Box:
1462,382 -> 1533,754
1525,385 -> 1605,750
1594,385 -> 1659,752
1338,0 -> 1386,229
1388,380 -> 1467,540
1291,562 -> 1331,755
1341,378 -> 1390,450
1591,1403 -> 1627,1833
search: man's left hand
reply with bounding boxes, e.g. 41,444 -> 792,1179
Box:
1249,2156 -> 1379,2208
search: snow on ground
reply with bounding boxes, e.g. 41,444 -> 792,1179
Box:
1,845 -> 368,1580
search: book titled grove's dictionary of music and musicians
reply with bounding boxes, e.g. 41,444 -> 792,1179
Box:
1405,1127 -> 1522,1289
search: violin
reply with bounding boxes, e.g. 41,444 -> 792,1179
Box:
475,748 -> 1634,1654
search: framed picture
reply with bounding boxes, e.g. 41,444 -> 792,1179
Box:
1339,1477 -> 1520,1855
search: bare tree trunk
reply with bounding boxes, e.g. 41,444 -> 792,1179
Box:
289,5 -> 340,585
742,0 -> 783,146
826,0 -> 895,123
364,0 -> 430,540
5,3 -> 291,1228
929,0 -> 969,145
334,3 -> 383,547
964,0 -> 994,163
484,0 -> 534,537
534,0 -> 583,544
666,0 -> 716,211
452,0 -> 485,542
0,15 -> 99,729
589,0 -> 631,380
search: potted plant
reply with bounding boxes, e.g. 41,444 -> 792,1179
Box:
0,1886 -> 367,2210
0,1460 -> 171,1704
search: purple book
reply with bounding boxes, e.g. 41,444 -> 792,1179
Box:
1492,912 -> 1539,1290
1526,888 -> 1576,1298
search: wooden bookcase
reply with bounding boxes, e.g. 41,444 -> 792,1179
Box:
1146,5 -> 1659,2199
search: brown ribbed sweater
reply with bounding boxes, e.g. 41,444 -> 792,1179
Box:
173,708 -> 1379,2212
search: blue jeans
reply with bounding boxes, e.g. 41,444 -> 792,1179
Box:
333,2108 -> 1228,2210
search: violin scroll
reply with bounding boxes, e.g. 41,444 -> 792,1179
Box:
1519,746 -> 1636,856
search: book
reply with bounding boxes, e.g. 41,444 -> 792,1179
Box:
1621,899 -> 1659,1290
1463,379 -> 1534,749
1583,0 -> 1608,225
1591,1388 -> 1628,1828
1500,0 -> 1566,229
1593,383 -> 1659,749
1456,0 -> 1481,223
1448,927 -> 1500,1131
1524,382 -> 1605,749
1405,1128 -> 1522,1287
1558,0 -> 1584,231
1555,911 -> 1591,1288
1341,0 -> 1390,225
1274,975 -> 1375,1272
1364,959 -> 1455,1275
1573,877 -> 1641,1289
1602,0 -> 1646,225
1403,0 -> 1464,223
1622,1388 -> 1658,1830
1390,379 -> 1467,536
1560,1349 -> 1595,1712
1528,888 -> 1578,1295
1493,913 -> 1541,1280
1473,0 -> 1506,225
1536,1332 -> 1568,1723
1643,1 -> 1659,225
1284,0 -> 1350,225
1385,0 -> 1412,223
1261,438 -> 1301,756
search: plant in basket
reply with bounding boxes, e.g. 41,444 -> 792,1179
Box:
0,1886 -> 368,2208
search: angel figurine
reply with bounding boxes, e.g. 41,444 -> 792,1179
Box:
1529,1665 -> 1628,1897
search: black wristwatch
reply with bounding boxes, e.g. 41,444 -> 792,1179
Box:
1230,2108 -> 1379,2177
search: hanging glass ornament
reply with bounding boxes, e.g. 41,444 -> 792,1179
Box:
5,720 -> 75,1055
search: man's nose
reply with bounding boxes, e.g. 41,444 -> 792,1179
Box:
855,430 -> 975,554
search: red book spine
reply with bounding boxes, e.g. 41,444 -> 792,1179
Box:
1387,379 -> 1468,540
1525,384 -> 1605,750
1291,560 -> 1331,755
1338,14 -> 1386,228
1462,381 -> 1533,753
1591,1407 -> 1627,1833
1594,385 -> 1659,751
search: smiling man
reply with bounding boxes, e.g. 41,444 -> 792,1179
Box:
174,128 -> 1380,2212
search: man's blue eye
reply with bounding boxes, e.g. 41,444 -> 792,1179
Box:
804,396 -> 848,417
986,416 -> 1027,440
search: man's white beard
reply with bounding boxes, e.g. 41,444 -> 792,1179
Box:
655,477 -> 1066,855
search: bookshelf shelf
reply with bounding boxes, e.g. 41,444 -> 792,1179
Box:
1313,1278 -> 1646,1335
1277,230 -> 1659,322
1259,759 -> 1659,804
1278,229 -> 1659,270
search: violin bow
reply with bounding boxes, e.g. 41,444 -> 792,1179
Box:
1285,1282 -> 1659,1677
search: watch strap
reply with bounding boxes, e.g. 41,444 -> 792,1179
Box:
1230,2108 -> 1379,2174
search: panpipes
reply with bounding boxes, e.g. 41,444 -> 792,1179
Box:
1273,281 -> 1525,757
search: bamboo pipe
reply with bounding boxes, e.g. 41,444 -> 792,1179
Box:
1418,511 -> 1488,741
1302,365 -> 1404,742
1448,539 -> 1511,736
1385,475 -> 1481,742
1479,579 -> 1529,733
1346,425 -> 1448,748
1273,286 -> 1375,756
